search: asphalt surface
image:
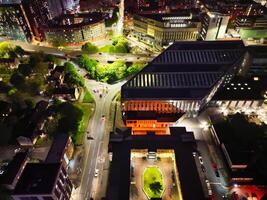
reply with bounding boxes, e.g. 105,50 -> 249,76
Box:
9,40 -> 155,63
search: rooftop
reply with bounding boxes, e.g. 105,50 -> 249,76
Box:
107,127 -> 205,200
137,10 -> 200,22
0,152 -> 28,185
45,13 -> 104,30
211,114 -> 266,166
212,75 -> 267,100
45,133 -> 70,163
122,41 -> 245,100
13,163 -> 61,195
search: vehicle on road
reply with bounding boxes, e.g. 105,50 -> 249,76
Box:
199,156 -> 204,165
94,169 -> 99,177
99,94 -> 102,98
201,165 -> 206,173
14,148 -> 21,153
87,135 -> 94,140
215,170 -> 220,177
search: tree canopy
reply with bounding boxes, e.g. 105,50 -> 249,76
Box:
64,62 -> 85,87
81,42 -> 98,54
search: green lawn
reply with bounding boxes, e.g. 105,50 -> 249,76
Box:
83,89 -> 94,103
143,166 -> 164,199
99,45 -> 112,53
73,103 -> 93,145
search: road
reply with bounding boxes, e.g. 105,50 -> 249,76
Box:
116,0 -> 124,36
70,62 -> 124,200
177,114 -> 228,200
9,40 -> 155,63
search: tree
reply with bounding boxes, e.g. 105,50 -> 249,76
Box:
81,42 -> 98,54
149,181 -> 162,195
7,88 -> 17,96
64,62 -> 85,87
14,46 -> 25,57
29,53 -> 44,67
44,54 -> 56,63
18,64 -> 32,76
78,55 -> 98,78
0,41 -> 13,58
55,102 -> 83,136
127,62 -> 145,76
10,72 -> 25,89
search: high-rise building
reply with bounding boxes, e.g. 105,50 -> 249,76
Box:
200,12 -> 230,40
0,0 -> 33,41
121,40 -> 245,135
22,0 -> 50,41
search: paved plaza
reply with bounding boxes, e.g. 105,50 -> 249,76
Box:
130,151 -> 181,200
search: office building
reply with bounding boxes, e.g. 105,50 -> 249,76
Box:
133,11 -> 201,47
121,40 -> 245,135
234,15 -> 267,40
200,11 -> 230,40
107,127 -> 206,200
210,114 -> 267,199
0,1 -> 33,42
12,163 -> 73,200
43,13 -> 106,45
211,75 -> 267,110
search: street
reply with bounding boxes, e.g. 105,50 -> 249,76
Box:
71,61 -> 124,200
8,40 -> 155,63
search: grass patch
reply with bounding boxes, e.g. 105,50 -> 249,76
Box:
99,45 -> 112,53
73,103 -> 93,145
83,89 -> 94,103
143,166 -> 164,199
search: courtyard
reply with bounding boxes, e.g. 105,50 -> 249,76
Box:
129,149 -> 183,200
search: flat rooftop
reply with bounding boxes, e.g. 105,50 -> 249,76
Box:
13,163 -> 61,195
211,114 -> 264,166
45,133 -> 69,163
137,10 -> 200,22
122,41 -> 245,100
0,152 -> 28,185
107,127 -> 205,200
212,75 -> 267,100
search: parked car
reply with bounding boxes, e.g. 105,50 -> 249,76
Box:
94,169 -> 99,177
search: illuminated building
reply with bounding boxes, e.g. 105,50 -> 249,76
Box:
200,11 -> 230,40
133,11 -> 201,47
211,75 -> 267,110
43,13 -> 106,45
121,40 -> 245,135
234,15 -> 267,40
22,0 -> 50,41
203,0 -> 266,21
0,1 -> 33,42
107,127 -> 206,200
